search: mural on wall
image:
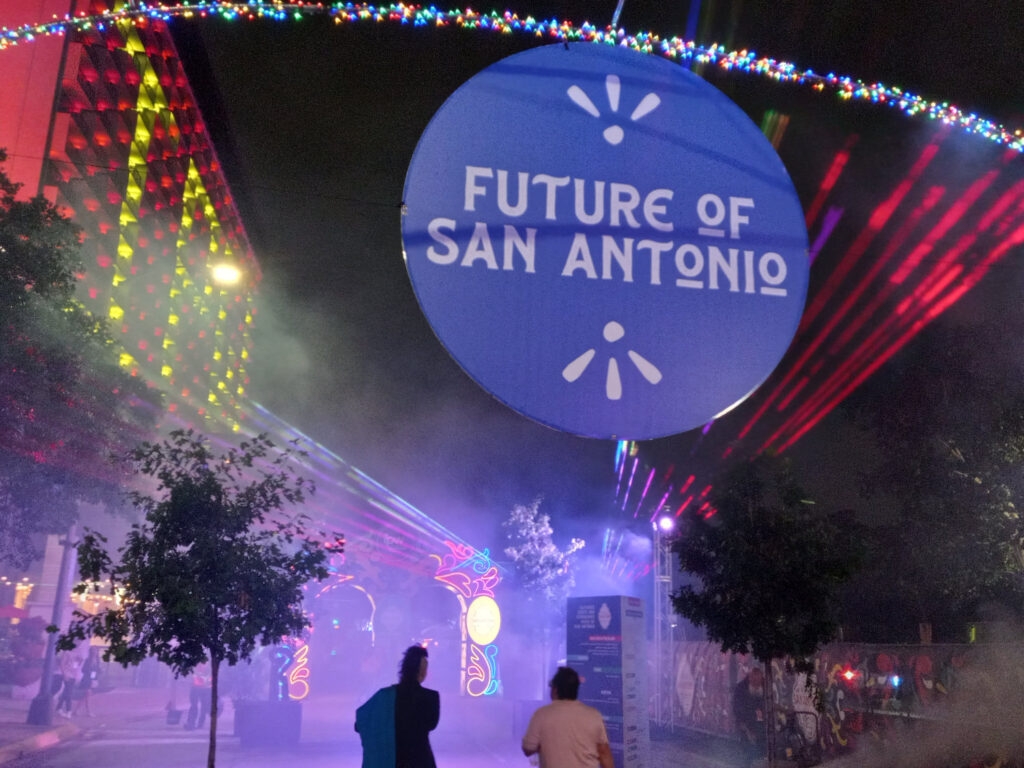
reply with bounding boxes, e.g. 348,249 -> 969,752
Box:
673,641 -> 1024,765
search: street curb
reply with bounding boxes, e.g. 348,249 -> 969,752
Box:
0,723 -> 80,765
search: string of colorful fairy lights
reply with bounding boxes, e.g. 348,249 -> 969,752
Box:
1,2 -> 1021,154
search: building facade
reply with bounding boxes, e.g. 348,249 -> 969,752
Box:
1,0 -> 258,434
0,3 -> 505,699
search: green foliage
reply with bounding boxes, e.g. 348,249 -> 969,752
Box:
58,429 -> 343,675
672,454 -> 862,666
0,149 -> 158,567
503,498 -> 584,604
843,325 -> 1024,640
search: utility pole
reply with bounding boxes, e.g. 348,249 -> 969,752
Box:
27,521 -> 78,726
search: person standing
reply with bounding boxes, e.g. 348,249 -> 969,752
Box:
732,666 -> 766,764
184,661 -> 212,731
355,645 -> 440,768
55,647 -> 84,718
72,647 -> 99,717
522,667 -> 614,768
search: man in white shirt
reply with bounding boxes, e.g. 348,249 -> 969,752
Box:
522,667 -> 614,768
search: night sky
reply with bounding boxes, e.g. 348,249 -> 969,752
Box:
167,0 -> 1024,549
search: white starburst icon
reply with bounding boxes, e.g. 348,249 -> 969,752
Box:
562,321 -> 663,401
567,74 -> 661,146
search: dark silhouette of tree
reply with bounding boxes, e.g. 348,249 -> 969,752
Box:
842,320 -> 1024,642
672,453 -> 862,765
58,430 -> 343,768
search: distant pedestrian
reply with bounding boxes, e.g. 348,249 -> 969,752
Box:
56,647 -> 84,717
522,666 -> 614,768
733,666 -> 766,764
72,647 -> 99,716
184,662 -> 212,731
355,645 -> 440,768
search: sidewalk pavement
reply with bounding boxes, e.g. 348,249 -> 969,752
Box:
0,684 -> 741,768
0,693 -> 79,765
0,685 -> 179,765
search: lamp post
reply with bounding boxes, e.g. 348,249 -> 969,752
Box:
27,522 -> 78,726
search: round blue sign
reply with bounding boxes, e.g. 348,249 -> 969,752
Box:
403,43 -> 808,440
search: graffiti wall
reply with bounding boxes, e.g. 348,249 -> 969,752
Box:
672,641 -> 1024,765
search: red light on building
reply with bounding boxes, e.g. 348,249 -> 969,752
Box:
1,0 -> 261,435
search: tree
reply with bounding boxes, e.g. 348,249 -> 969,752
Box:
842,321 -> 1024,641
58,430 -> 343,768
0,149 -> 157,568
503,498 -> 584,603
502,498 -> 584,696
671,454 -> 862,764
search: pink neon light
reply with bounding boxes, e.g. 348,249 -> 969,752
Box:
759,174 -> 955,447
802,140 -> 942,328
431,540 -> 499,598
634,468 -> 656,519
804,138 -> 856,229
621,457 -> 639,511
776,376 -> 809,413
808,206 -> 844,264
650,486 -> 674,522
890,170 -> 999,284
287,644 -> 310,701
830,185 -> 947,351
773,210 -> 1023,453
674,495 -> 694,517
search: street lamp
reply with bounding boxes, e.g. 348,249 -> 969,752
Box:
211,262 -> 242,285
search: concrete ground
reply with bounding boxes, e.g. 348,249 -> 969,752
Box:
0,684 -> 740,767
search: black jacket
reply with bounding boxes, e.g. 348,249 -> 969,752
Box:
395,682 -> 440,768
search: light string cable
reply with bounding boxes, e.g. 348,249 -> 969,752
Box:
1,2 -> 1021,154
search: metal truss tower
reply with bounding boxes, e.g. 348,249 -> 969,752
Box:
652,522 -> 676,729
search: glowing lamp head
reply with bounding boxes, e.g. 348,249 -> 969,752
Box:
657,516 -> 674,532
211,263 -> 242,285
842,668 -> 857,682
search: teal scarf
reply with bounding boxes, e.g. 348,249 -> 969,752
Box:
355,685 -> 396,768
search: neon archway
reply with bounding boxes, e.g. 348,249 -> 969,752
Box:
0,2 -> 1020,154
431,541 -> 503,697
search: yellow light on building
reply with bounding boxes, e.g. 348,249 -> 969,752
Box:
211,263 -> 241,285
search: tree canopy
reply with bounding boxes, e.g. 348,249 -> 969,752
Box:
842,320 -> 1024,641
503,498 -> 584,603
58,429 -> 343,768
0,150 -> 157,567
671,453 -> 862,666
